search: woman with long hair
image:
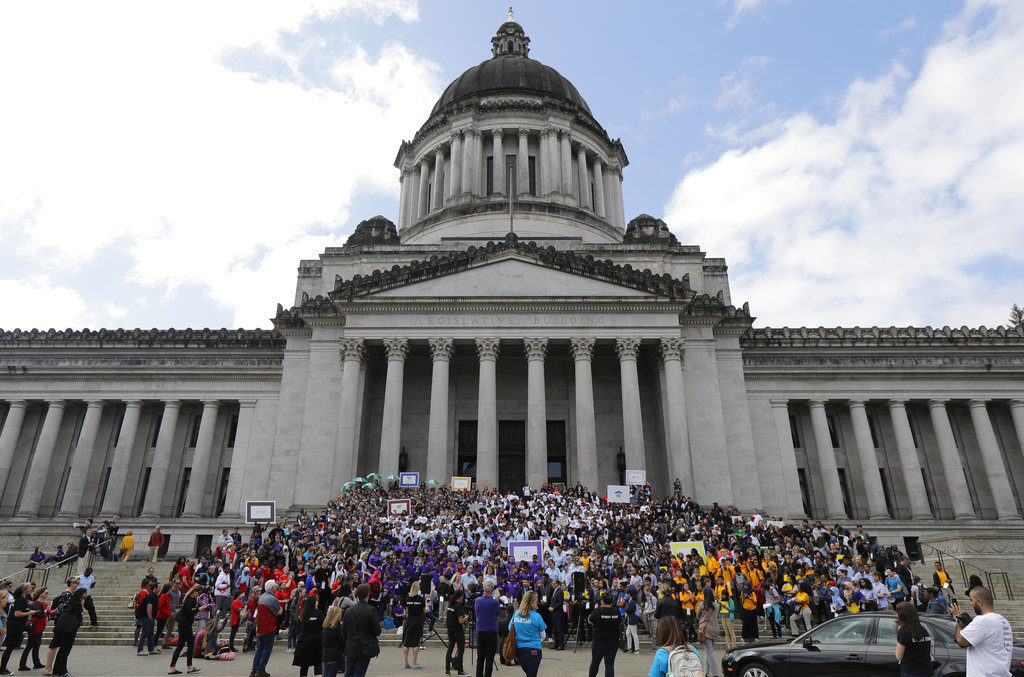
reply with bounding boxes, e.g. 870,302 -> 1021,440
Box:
401,580 -> 425,670
320,605 -> 344,677
1,583 -> 35,673
51,588 -> 86,677
894,602 -> 934,677
167,584 -> 201,675
293,590 -> 324,677
739,581 -> 759,643
647,616 -> 684,677
19,587 -> 47,671
696,587 -> 721,677
509,591 -> 546,677
156,583 -> 173,647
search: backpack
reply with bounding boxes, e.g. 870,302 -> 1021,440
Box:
667,643 -> 704,677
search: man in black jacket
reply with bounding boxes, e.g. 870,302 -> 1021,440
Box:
342,584 -> 381,677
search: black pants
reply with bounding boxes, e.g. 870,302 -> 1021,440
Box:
476,630 -> 497,677
51,628 -> 78,676
0,628 -> 25,671
445,626 -> 466,674
170,623 -> 195,668
83,595 -> 98,625
551,611 -> 565,649
155,617 -> 168,645
589,638 -> 617,677
19,632 -> 43,669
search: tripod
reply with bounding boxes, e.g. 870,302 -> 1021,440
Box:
571,602 -> 588,654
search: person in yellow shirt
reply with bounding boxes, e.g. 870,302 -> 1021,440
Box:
789,582 -> 813,636
720,559 -> 736,588
678,582 -> 698,642
119,530 -> 135,563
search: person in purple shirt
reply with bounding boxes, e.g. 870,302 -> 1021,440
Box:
474,580 -> 500,677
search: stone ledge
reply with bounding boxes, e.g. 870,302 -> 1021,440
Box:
743,325 -> 1024,348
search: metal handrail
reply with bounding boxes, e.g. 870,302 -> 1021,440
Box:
918,543 -> 1017,601
0,536 -> 117,587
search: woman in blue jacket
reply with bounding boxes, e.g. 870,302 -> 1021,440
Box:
509,591 -> 546,677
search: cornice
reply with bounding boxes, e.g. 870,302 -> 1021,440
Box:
0,327 -> 284,349
742,325 -> 1024,348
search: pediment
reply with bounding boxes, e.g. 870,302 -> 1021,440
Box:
369,256 -> 657,299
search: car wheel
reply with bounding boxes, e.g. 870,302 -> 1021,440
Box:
740,662 -> 774,677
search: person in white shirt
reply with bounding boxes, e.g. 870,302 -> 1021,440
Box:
214,563 -> 232,616
952,586 -> 1014,677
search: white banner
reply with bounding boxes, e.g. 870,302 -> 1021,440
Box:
624,469 -> 646,486
607,485 -> 630,503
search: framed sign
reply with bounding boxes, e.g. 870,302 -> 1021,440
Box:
451,476 -> 472,491
245,500 -> 276,524
387,499 -> 411,517
670,541 -> 708,564
399,472 -> 419,488
606,484 -> 630,503
508,540 -> 543,562
624,469 -> 646,486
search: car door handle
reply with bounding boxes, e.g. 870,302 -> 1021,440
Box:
846,654 -> 863,661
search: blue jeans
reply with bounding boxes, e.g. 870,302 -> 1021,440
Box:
516,647 -> 542,677
288,622 -> 299,648
345,656 -> 370,677
322,661 -> 341,677
252,631 -> 276,672
137,617 -> 155,653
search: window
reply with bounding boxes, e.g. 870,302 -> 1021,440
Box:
546,421 -> 567,485
590,182 -> 595,208
826,414 -> 840,448
807,616 -> 872,645
873,617 -> 898,646
151,414 -> 162,448
867,413 -> 881,448
790,415 -> 802,448
528,156 -> 536,195
226,414 -> 239,448
923,621 -> 954,647
458,420 -> 478,478
189,414 -> 201,448
486,156 -> 494,195
426,183 -> 432,211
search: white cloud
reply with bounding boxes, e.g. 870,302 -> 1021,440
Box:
878,16 -> 918,38
724,0 -> 768,29
665,0 -> 1024,328
0,1 -> 436,328
0,278 -> 94,330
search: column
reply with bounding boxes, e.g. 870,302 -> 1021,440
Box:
602,163 -> 617,223
397,170 -> 408,230
616,338 -> 646,472
491,129 -> 504,196
220,400 -> 257,518
180,400 -> 220,518
613,165 -> 626,228
431,147 -> 445,211
559,131 -> 573,201
592,159 -> 606,218
426,338 -> 453,483
847,400 -> 890,519
378,338 -> 408,479
887,399 -> 932,519
460,131 -> 474,196
660,338 -> 692,496
0,400 -> 28,498
99,400 -> 143,516
524,338 -> 549,488
449,132 -> 463,198
541,127 -> 557,195
475,338 -> 500,490
57,400 -> 105,517
928,399 -> 976,519
576,144 -> 592,209
416,158 -> 429,218
139,400 -> 181,518
517,129 -> 530,197
770,400 -> 808,518
1010,400 -> 1024,462
15,401 -> 65,516
467,129 -> 482,197
570,338 -> 598,492
335,339 -> 365,491
969,399 -> 1020,519
808,400 -> 847,520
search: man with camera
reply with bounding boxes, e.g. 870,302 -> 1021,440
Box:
445,589 -> 471,677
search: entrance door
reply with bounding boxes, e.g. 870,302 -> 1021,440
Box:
498,421 -> 525,492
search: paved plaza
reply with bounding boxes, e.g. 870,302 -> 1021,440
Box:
60,643 -> 659,677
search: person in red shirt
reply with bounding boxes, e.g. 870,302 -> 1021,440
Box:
229,591 -> 244,652
252,580 -> 282,677
156,583 -> 172,647
20,587 -> 48,670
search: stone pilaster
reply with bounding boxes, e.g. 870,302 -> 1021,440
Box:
517,129 -> 530,197
491,129 -> 504,196
808,400 -> 847,520
927,399 -> 976,519
449,132 -> 463,198
0,401 -> 28,499
180,400 -> 220,518
221,400 -> 257,518
100,400 -> 143,516
334,338 -> 365,494
476,338 -> 500,490
968,399 -> 1020,520
592,159 -> 605,218
846,400 -> 890,519
431,147 -> 445,211
660,338 -> 692,496
887,399 -> 932,519
559,131 -> 574,203
769,399 -> 807,519
575,143 -> 591,209
570,337 -> 598,492
426,338 -> 454,484
379,338 -> 409,479
17,400 -> 66,517
59,400 -> 106,518
615,338 -> 645,473
524,337 -> 549,487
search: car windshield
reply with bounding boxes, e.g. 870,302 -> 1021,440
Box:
806,616 -> 872,645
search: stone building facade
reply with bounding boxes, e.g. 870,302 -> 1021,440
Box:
1,19 -> 1023,551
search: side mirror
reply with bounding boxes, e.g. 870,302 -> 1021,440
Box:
802,637 -> 818,651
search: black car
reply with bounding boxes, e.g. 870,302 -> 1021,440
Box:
721,611 -> 1024,677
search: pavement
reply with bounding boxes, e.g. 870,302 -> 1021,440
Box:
52,643 -> 673,676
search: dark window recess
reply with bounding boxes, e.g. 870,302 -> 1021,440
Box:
546,421 -> 567,485
189,415 -> 201,448
486,156 -> 494,195
590,182 -> 595,208
921,468 -> 936,516
796,468 -> 812,517
136,467 -> 151,516
867,414 -> 880,448
151,414 -> 162,448
826,414 -> 840,448
226,415 -> 239,448
96,467 -> 112,514
427,183 -> 432,211
837,468 -> 852,518
528,156 -> 536,196
880,468 -> 896,518
112,417 -> 124,448
789,415 -> 802,449
909,417 -> 920,448
458,420 -> 478,478
498,421 -> 525,492
177,468 -> 191,516
217,468 -> 230,516
505,155 -> 517,195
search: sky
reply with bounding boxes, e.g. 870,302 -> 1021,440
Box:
1,0 -> 1022,331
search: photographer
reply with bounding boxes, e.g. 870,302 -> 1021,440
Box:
589,591 -> 621,677
445,589 -> 470,677
474,580 -> 499,677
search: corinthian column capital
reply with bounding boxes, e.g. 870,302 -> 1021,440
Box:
615,337 -> 641,360
383,337 -> 409,362
523,337 -> 548,360
475,337 -> 500,360
570,337 -> 595,361
659,337 -> 685,362
338,338 -> 365,364
428,337 -> 454,361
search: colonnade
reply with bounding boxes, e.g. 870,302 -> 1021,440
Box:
342,336 -> 688,491
771,398 -> 1024,521
397,126 -> 625,230
0,398 -> 253,519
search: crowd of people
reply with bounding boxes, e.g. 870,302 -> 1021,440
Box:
6,477 -> 1017,677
